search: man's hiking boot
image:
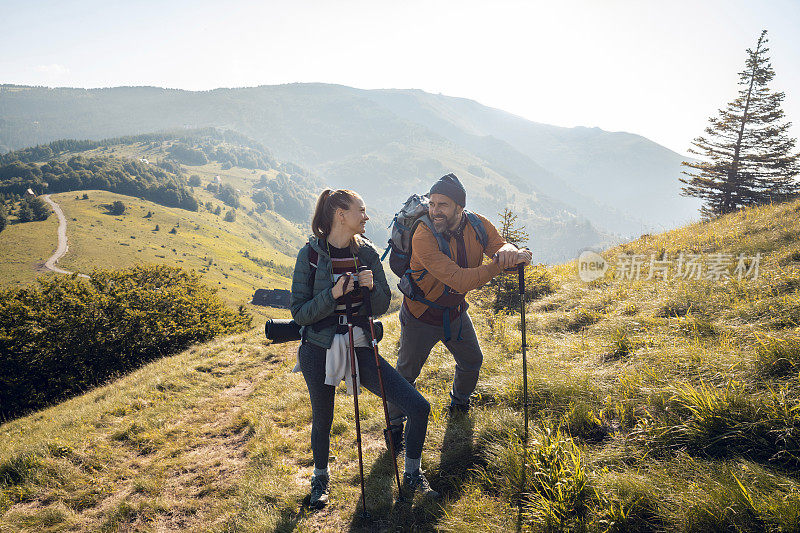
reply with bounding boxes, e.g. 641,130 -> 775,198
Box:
448,402 -> 469,416
385,423 -> 404,456
309,474 -> 329,509
401,469 -> 439,500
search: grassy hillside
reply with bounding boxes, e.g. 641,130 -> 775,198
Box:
0,189 -> 301,310
0,207 -> 59,286
2,198 -> 800,531
0,135 -> 312,313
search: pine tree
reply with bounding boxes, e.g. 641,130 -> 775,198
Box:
498,208 -> 529,247
680,30 -> 799,218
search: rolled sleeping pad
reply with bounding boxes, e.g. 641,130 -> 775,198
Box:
265,319 -> 302,343
265,318 -> 383,344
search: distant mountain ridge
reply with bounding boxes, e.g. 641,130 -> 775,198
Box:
360,89 -> 699,233
0,83 -> 701,261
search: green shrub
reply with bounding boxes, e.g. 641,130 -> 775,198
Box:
16,196 -> 50,222
475,422 -> 590,531
670,381 -> 759,455
108,200 -> 126,215
0,265 -> 251,420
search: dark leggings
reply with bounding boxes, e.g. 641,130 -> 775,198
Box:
298,341 -> 430,470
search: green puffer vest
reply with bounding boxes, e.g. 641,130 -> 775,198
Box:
290,236 -> 391,349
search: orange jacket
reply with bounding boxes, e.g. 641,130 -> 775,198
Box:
405,212 -> 507,320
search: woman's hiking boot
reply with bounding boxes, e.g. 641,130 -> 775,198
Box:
401,469 -> 439,500
309,474 -> 329,509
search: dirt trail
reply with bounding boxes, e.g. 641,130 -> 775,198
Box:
42,194 -> 88,278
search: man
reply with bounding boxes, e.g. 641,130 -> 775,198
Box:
388,173 -> 532,447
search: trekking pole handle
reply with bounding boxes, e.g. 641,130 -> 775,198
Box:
358,265 -> 373,315
493,248 -> 531,273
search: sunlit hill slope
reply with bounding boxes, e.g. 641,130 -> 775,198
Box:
2,197 -> 800,531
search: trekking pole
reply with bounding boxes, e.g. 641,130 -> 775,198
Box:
518,263 -> 528,504
344,274 -> 370,519
497,256 -> 529,510
359,266 -> 402,493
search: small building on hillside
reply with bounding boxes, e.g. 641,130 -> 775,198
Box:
252,288 -> 291,308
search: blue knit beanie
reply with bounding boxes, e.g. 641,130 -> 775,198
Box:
429,173 -> 466,207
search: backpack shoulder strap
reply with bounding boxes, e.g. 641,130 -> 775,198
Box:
464,211 -> 489,250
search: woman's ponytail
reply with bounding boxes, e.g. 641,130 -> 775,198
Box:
312,188 -> 334,239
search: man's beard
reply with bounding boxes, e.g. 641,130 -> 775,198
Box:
432,213 -> 455,233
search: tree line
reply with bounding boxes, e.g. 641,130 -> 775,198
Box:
206,182 -> 240,209
251,171 -> 317,223
0,194 -> 51,234
0,127 -> 277,167
167,141 -> 274,169
0,156 -> 199,211
0,265 -> 252,421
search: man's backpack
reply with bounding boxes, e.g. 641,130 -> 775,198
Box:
381,193 -> 488,341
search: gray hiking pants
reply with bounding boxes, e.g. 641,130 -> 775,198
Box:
388,305 -> 484,424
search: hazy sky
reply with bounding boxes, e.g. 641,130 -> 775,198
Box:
2,0 -> 798,156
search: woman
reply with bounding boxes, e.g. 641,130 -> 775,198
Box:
291,189 -> 436,509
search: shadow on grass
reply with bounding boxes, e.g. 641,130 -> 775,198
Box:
435,412 -> 478,498
274,505 -> 306,533
346,412 -> 481,531
347,448 -> 400,532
